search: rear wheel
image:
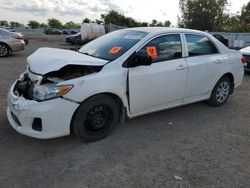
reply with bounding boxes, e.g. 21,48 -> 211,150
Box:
207,76 -> 232,106
72,95 -> 119,142
0,43 -> 10,57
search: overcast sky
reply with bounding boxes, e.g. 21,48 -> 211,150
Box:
0,0 -> 249,26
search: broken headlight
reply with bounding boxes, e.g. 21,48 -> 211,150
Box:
33,84 -> 73,101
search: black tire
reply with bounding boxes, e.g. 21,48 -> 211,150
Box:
0,43 -> 10,57
72,95 -> 119,142
207,76 -> 232,106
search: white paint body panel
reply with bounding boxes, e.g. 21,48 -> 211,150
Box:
7,27 -> 244,139
27,47 -> 108,75
240,46 -> 250,55
129,58 -> 188,114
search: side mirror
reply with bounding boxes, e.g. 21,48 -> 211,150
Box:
126,51 -> 152,68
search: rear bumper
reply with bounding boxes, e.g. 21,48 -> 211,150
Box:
10,40 -> 25,51
244,62 -> 250,71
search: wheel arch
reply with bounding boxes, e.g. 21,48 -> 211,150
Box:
70,92 -> 127,135
0,42 -> 11,50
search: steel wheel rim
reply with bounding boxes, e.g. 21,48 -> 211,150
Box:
85,105 -> 113,133
216,81 -> 230,103
0,45 -> 8,56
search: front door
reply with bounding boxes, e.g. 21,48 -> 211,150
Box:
128,34 -> 188,114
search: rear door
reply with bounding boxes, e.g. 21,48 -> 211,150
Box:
184,34 -> 225,101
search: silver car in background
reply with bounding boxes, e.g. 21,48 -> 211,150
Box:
0,28 -> 25,57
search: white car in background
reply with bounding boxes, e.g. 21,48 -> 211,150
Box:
240,46 -> 250,71
7,28 -> 244,141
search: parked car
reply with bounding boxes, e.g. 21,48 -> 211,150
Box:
213,34 -> 229,47
240,46 -> 250,71
0,27 -> 28,45
66,32 -> 89,45
7,28 -> 244,141
0,28 -> 25,57
44,28 -> 62,35
0,26 -> 15,32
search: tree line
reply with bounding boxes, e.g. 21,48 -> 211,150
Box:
0,10 -> 171,29
179,0 -> 250,32
0,0 -> 249,32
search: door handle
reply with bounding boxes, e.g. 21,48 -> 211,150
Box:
176,64 -> 187,70
215,59 -> 223,64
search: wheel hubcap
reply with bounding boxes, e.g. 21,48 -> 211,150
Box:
85,105 -> 112,132
0,45 -> 8,56
216,81 -> 230,103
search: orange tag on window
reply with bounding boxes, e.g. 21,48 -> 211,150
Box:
108,47 -> 122,54
147,46 -> 157,58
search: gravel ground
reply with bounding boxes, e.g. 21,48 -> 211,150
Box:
0,33 -> 250,188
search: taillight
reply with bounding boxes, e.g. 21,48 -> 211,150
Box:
13,35 -> 23,40
241,56 -> 247,64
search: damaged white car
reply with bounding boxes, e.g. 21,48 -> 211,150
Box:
7,28 -> 244,141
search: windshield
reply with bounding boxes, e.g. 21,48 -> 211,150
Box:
79,30 -> 148,61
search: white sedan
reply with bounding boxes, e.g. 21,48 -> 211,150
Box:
7,28 -> 244,141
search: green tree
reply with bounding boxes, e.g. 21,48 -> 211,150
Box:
40,23 -> 48,28
82,18 -> 91,23
48,18 -> 62,28
64,21 -> 80,28
179,0 -> 228,31
28,20 -> 40,29
149,19 -> 170,27
95,19 -> 103,24
164,20 -> 171,27
138,22 -> 148,27
240,1 -> 250,32
0,20 -> 8,26
10,21 -> 22,27
149,19 -> 158,26
101,10 -> 149,27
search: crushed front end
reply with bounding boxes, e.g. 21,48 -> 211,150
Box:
6,67 -> 85,139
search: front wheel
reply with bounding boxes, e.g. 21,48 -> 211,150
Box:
207,76 -> 232,106
72,95 -> 119,142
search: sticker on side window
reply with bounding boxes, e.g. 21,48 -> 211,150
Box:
108,47 -> 122,54
146,46 -> 157,59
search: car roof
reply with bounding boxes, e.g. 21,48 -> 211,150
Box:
124,27 -> 206,35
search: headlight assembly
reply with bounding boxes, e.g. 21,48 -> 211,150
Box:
33,84 -> 73,101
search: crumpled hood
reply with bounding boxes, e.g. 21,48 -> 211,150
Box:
240,46 -> 250,55
27,47 -> 108,75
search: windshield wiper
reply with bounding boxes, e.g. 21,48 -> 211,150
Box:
80,52 -> 91,56
79,52 -> 111,62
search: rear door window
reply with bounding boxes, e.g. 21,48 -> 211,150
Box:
185,34 -> 219,56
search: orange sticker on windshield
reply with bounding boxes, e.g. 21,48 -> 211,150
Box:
108,47 -> 122,54
147,46 -> 157,58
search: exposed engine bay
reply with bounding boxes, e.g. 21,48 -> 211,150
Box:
14,65 -> 103,100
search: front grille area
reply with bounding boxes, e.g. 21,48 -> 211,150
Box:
14,73 -> 36,100
11,111 -> 21,126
